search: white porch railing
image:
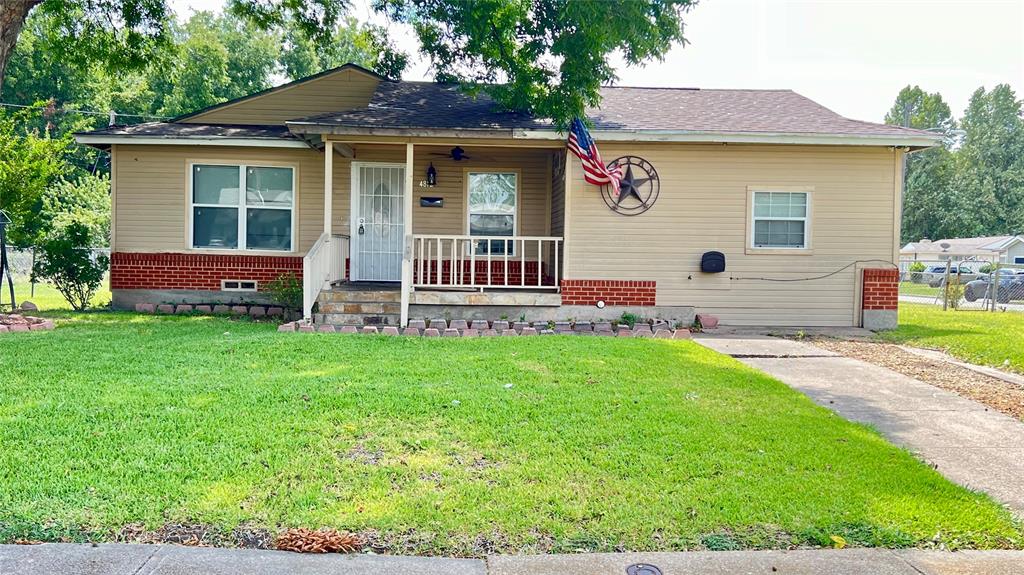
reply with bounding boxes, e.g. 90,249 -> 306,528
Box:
303,233 -> 349,320
412,235 -> 562,290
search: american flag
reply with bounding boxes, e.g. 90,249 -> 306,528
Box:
567,117 -> 622,194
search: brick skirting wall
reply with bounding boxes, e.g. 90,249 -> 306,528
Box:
560,279 -> 657,306
110,252 -> 303,291
862,268 -> 899,310
414,260 -> 549,286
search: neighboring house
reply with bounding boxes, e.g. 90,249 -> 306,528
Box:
75,64 -> 940,329
901,236 -> 1024,268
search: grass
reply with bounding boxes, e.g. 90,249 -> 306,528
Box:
899,282 -> 941,298
880,303 -> 1024,373
1,313 -> 1021,554
1,278 -> 111,311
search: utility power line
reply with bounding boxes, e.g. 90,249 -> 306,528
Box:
0,101 -> 170,122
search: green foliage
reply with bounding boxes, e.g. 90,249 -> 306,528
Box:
909,261 -> 926,273
280,16 -> 408,80
619,311 -> 640,328
979,263 -> 996,275
31,221 -> 109,311
264,272 -> 302,311
0,108 -> 74,246
888,84 -> 1024,242
379,0 -> 696,127
41,173 -> 111,244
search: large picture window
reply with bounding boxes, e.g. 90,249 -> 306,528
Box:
467,172 -> 517,255
751,191 -> 809,249
192,164 -> 294,251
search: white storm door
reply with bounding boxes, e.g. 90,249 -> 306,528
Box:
351,163 -> 406,282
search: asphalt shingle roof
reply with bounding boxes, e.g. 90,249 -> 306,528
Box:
289,80 -> 933,138
81,122 -> 298,140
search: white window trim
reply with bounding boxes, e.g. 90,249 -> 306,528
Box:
187,161 -> 297,253
464,169 -> 520,256
746,188 -> 814,254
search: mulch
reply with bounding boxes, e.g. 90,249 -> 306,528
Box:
810,338 -> 1024,421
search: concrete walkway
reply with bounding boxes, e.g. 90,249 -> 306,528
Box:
3,544 -> 1024,575
694,333 -> 1024,514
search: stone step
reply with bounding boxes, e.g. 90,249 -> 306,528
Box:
318,289 -> 401,303
317,313 -> 401,326
318,301 -> 401,315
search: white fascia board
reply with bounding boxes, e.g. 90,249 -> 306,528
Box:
511,128 -> 942,148
74,135 -> 311,148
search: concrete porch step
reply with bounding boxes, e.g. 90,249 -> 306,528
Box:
316,312 -> 401,326
319,290 -> 401,303
318,301 -> 401,315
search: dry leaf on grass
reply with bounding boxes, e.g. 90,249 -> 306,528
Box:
274,528 -> 364,554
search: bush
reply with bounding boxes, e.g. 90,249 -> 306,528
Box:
979,263 -> 996,275
31,222 -> 109,311
266,272 -> 302,311
909,262 -> 926,273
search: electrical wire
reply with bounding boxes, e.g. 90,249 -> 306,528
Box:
731,259 -> 898,282
0,101 -> 170,120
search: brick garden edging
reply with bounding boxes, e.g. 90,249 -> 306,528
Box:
278,318 -> 691,339
134,302 -> 287,318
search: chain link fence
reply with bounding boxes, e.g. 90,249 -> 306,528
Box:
1,247 -> 111,309
899,258 -> 1024,312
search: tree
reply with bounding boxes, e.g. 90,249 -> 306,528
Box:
955,85 -> 1024,234
0,0 -> 353,93
0,107 -> 73,247
42,173 -> 111,244
280,16 -> 407,81
884,86 -> 968,243
378,0 -> 697,125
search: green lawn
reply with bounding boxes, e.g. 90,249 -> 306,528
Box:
1,313 -> 1020,553
881,303 -> 1024,373
2,278 -> 111,311
899,282 -> 941,298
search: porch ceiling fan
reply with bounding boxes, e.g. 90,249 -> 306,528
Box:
430,146 -> 472,161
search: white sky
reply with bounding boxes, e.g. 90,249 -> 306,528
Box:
169,0 -> 1024,124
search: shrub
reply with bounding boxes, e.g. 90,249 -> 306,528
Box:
31,222 -> 109,311
265,272 -> 302,310
979,263 -> 996,275
909,262 -> 926,273
619,311 -> 640,329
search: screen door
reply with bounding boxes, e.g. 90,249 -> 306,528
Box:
351,164 -> 405,281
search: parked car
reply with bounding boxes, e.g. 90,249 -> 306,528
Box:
964,270 -> 1024,303
922,265 -> 979,287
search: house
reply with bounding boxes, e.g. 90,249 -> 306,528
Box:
901,236 -> 1024,268
75,64 -> 940,330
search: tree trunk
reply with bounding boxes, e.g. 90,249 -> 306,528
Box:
0,0 -> 42,94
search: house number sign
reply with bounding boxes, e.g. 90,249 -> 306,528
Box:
602,156 -> 660,216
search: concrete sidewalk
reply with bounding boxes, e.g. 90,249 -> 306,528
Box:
694,333 -> 1024,514
3,544 -> 1024,575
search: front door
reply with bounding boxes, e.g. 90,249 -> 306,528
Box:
351,163 -> 405,282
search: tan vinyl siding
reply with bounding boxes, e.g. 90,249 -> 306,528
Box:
113,144 -> 327,255
112,143 -> 553,258
564,144 -> 899,326
180,69 -> 379,125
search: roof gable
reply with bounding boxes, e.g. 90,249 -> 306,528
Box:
177,64 -> 383,126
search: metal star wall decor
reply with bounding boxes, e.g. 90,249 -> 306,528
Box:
601,156 -> 660,215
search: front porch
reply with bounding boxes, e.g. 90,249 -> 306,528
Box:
303,140 -> 568,326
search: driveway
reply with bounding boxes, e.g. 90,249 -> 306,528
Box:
694,333 -> 1024,515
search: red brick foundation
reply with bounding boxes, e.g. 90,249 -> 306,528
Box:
110,252 -> 303,291
414,260 -> 549,286
560,279 -> 656,306
862,268 -> 899,310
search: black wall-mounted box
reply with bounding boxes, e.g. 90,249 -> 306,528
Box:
701,251 -> 726,273
420,197 -> 444,208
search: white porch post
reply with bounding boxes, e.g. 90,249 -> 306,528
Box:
324,141 -> 334,236
400,143 -> 414,327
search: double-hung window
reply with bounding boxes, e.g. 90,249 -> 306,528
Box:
467,171 -> 517,255
751,191 -> 809,249
191,164 -> 294,251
